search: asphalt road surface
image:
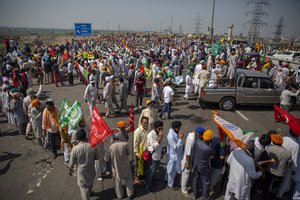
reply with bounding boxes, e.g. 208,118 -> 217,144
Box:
0,76 -> 299,200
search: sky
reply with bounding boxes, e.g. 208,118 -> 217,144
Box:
0,0 -> 299,38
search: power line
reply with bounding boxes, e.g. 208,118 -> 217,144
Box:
193,13 -> 203,34
244,0 -> 270,43
273,16 -> 285,43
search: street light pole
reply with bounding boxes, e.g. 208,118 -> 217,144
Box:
210,0 -> 216,42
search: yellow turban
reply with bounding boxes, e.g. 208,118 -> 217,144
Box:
31,99 -> 40,108
203,130 -> 213,142
117,121 -> 126,129
146,100 -> 152,105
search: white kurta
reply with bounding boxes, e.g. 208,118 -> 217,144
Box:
225,148 -> 262,200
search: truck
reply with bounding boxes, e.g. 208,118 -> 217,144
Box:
200,69 -> 288,111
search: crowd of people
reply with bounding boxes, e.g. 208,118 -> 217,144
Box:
1,33 -> 300,200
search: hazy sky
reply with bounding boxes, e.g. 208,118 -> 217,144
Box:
1,0 -> 299,37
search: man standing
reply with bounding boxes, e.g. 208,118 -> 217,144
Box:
106,133 -> 134,199
225,142 -> 263,200
151,78 -> 161,108
280,85 -> 300,112
159,80 -> 174,120
42,99 -> 60,159
84,80 -> 97,115
133,116 -> 149,183
118,77 -> 129,113
9,92 -> 26,135
166,121 -> 184,190
227,48 -> 238,87
264,134 -> 292,199
103,76 -> 115,118
139,100 -> 157,130
146,120 -> 164,193
134,72 -> 146,110
67,59 -> 74,85
192,130 -> 215,200
181,127 -> 206,195
69,129 -> 99,200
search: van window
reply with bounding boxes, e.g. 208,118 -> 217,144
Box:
242,77 -> 258,88
260,78 -> 273,89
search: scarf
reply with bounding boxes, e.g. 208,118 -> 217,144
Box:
43,108 -> 58,130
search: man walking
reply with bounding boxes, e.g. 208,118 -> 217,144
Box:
69,129 -> 99,200
84,80 -> 97,115
159,80 -> 174,120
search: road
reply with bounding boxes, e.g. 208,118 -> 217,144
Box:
0,76 -> 298,200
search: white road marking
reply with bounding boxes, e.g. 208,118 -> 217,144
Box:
235,110 -> 249,121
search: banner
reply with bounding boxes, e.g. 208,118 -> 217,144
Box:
90,106 -> 112,147
172,75 -> 184,86
274,104 -> 300,136
75,61 -> 89,85
58,98 -> 71,128
64,101 -> 83,129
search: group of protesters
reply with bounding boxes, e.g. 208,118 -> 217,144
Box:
1,33 -> 300,200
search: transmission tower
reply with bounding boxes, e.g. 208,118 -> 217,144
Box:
245,0 -> 270,43
179,24 -> 183,35
273,16 -> 284,43
193,13 -> 203,34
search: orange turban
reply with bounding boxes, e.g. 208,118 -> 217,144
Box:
271,134 -> 283,145
31,99 -> 40,108
117,121 -> 126,129
220,60 -> 226,64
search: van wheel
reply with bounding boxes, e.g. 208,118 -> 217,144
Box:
219,97 -> 235,111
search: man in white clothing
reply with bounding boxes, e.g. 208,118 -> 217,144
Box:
280,85 -> 300,112
181,127 -> 206,195
146,120 -> 164,193
84,80 -> 97,115
159,81 -> 174,119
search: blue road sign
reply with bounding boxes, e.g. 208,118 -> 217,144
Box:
74,23 -> 92,36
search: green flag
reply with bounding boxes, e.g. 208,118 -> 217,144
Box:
58,99 -> 71,128
64,101 -> 83,129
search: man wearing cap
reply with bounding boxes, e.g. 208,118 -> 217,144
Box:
118,77 -> 129,113
31,99 -> 44,145
69,129 -> 99,200
181,127 -> 205,195
146,120 -> 164,193
139,100 -> 157,130
263,134 -> 293,199
166,121 -> 184,190
219,60 -> 228,87
84,79 -> 97,115
105,131 -> 134,200
159,80 -> 174,120
42,99 -> 60,159
9,92 -> 27,135
103,76 -> 115,117
191,130 -> 215,200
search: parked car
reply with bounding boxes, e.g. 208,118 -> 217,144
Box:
273,51 -> 300,62
200,69 -> 289,111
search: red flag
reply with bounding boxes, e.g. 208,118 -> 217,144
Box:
274,104 -> 300,136
90,106 -> 112,147
129,103 -> 134,132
